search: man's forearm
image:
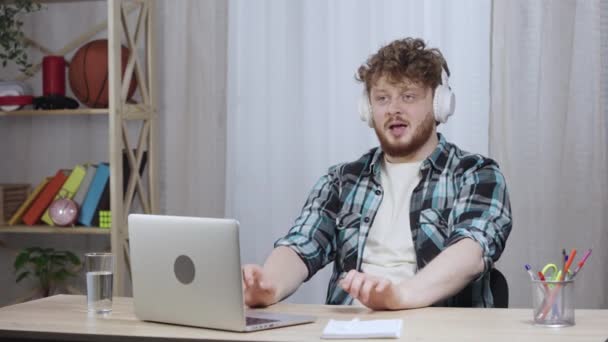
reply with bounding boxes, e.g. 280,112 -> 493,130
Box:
398,238 -> 485,308
263,246 -> 308,302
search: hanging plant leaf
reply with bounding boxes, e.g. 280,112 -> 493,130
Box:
16,271 -> 30,283
0,0 -> 42,75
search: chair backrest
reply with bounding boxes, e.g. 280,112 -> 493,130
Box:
490,268 -> 509,308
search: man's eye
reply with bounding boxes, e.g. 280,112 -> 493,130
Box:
375,96 -> 387,103
402,94 -> 416,101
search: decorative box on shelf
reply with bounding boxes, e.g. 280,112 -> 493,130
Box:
0,184 -> 30,224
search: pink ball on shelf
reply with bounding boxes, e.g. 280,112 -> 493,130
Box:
48,198 -> 79,226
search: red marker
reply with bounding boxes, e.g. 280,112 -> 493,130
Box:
537,271 -> 546,281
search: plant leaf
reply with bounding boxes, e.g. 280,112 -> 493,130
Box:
65,251 -> 81,266
14,251 -> 29,271
31,256 -> 45,269
16,271 -> 30,283
51,254 -> 67,263
52,269 -> 73,282
27,246 -> 43,254
0,0 -> 43,74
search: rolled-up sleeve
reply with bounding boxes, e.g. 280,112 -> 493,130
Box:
275,167 -> 341,281
445,159 -> 512,278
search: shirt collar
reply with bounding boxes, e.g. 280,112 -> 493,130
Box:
421,132 -> 449,172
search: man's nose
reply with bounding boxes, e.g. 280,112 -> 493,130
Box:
387,99 -> 402,115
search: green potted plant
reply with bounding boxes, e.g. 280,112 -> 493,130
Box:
0,0 -> 42,73
14,247 -> 81,298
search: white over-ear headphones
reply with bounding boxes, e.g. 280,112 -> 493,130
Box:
358,68 -> 455,127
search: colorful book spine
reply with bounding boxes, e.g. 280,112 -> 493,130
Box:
8,178 -> 51,225
41,165 -> 87,225
78,163 -> 110,227
92,182 -> 109,227
22,170 -> 69,226
73,164 -> 97,209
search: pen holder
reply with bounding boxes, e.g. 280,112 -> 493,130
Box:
532,279 -> 575,327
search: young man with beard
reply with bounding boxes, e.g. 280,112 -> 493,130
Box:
242,38 -> 512,309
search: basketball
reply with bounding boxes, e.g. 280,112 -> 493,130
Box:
68,39 -> 137,108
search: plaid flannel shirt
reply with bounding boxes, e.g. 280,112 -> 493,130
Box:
275,133 -> 512,307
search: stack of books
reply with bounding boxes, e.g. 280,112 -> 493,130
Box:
7,150 -> 147,228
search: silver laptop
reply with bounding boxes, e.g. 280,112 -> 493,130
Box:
128,214 -> 316,332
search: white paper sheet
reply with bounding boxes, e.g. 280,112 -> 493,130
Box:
321,318 -> 402,339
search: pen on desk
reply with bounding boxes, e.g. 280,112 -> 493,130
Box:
570,248 -> 592,279
524,264 -> 536,280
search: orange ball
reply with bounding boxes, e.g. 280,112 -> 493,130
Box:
68,39 -> 137,108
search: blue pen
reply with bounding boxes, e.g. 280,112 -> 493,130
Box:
524,264 -> 536,280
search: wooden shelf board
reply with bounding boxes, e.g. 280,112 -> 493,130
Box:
35,0 -> 106,3
0,225 -> 110,235
0,109 -> 108,116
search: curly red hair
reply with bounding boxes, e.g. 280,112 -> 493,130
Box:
356,38 -> 449,93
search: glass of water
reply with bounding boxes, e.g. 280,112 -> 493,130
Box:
85,252 -> 114,314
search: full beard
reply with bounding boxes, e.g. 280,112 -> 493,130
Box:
374,112 -> 436,159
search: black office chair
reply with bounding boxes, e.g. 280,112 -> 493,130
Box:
490,268 -> 509,308
434,268 -> 509,308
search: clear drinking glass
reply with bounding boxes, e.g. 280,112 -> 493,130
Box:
532,279 -> 575,327
86,252 -> 114,314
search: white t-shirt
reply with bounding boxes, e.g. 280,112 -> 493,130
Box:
360,157 -> 422,284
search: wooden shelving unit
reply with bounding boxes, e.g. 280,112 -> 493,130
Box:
0,109 -> 108,116
0,0 -> 158,296
0,226 -> 110,235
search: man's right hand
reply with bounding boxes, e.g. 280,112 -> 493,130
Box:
242,264 -> 278,308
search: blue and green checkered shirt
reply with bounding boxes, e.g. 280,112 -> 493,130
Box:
275,133 -> 512,307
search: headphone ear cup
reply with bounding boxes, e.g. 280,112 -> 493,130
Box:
358,92 -> 373,127
433,85 -> 455,123
433,70 -> 455,123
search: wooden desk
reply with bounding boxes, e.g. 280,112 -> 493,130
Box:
0,295 -> 606,341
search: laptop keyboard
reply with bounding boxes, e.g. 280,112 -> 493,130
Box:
246,316 -> 280,326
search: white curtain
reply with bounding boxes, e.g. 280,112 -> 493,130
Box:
491,0 -> 607,308
157,0 -> 228,218
226,0 -> 492,304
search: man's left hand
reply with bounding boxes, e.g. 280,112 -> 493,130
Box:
339,270 -> 403,310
